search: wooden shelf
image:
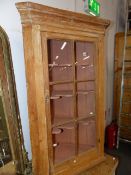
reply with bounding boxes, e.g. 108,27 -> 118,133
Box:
123,100 -> 131,104
52,115 -> 96,128
79,119 -> 95,126
50,90 -> 95,99
77,90 -> 95,95
50,80 -> 95,86
52,117 -> 74,128
78,115 -> 96,121
121,112 -> 131,116
50,90 -> 73,99
120,125 -> 131,130
76,64 -> 94,67
76,80 -> 95,83
115,67 -> 131,72
49,64 -> 72,67
124,60 -> 131,63
50,95 -> 73,99
49,80 -> 73,86
126,45 -> 131,49
58,123 -> 75,130
124,72 -> 131,77
52,128 -> 63,134
49,64 -> 94,68
124,86 -> 131,90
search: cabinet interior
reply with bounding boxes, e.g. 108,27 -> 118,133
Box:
48,39 -> 97,164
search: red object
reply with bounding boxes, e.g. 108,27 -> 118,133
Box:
106,123 -> 118,149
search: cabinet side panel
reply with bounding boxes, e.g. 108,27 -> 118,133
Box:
32,26 -> 50,175
22,26 -> 50,175
22,26 -> 40,174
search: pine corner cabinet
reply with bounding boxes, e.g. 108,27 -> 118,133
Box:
16,2 -> 110,175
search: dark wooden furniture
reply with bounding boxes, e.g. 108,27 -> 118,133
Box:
16,2 -> 110,175
113,32 -> 131,141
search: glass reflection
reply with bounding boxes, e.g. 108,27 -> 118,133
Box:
0,94 -> 12,167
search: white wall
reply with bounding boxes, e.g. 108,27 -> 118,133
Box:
0,0 -> 126,160
98,0 -> 120,125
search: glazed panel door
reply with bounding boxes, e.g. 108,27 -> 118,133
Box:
75,41 -> 97,154
46,38 -> 98,168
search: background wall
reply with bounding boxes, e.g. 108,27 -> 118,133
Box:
0,0 -> 126,159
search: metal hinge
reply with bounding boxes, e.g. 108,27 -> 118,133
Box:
45,95 -> 50,103
98,138 -> 100,143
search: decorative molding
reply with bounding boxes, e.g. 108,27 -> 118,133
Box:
16,2 -> 110,34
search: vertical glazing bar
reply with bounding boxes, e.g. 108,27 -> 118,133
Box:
72,41 -> 79,156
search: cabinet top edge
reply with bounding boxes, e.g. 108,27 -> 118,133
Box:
16,1 -> 110,29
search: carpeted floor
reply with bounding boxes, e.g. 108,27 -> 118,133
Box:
105,141 -> 131,175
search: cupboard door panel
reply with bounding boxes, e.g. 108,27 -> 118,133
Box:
77,93 -> 95,118
52,123 -> 75,164
78,118 -> 96,154
48,39 -> 97,165
48,39 -> 73,82
50,96 -> 74,126
75,41 -> 95,81
77,81 -> 95,91
50,83 -> 74,126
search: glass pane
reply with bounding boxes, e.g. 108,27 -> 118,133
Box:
78,118 -> 96,154
77,81 -> 95,118
77,92 -> 95,118
48,39 -> 73,82
77,81 -> 95,92
0,97 -> 12,166
52,123 -> 75,164
75,41 -> 95,81
50,84 -> 74,126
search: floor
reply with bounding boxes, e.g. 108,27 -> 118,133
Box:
105,141 -> 131,175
